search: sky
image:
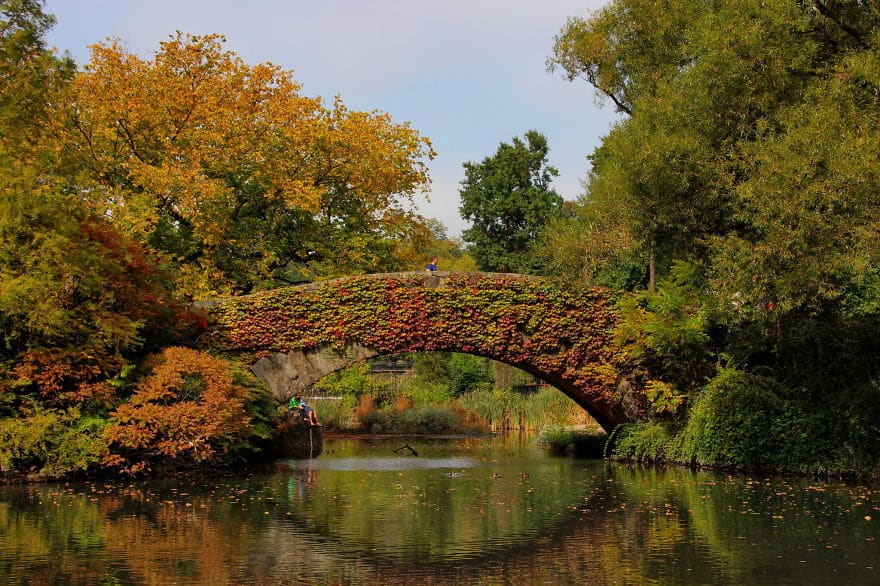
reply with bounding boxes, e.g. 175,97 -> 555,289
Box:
44,0 -> 619,238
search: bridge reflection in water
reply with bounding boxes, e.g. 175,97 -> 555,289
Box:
2,435 -> 878,585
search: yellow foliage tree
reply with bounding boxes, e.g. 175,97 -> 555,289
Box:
53,33 -> 435,297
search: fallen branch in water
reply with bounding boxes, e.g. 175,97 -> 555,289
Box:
394,445 -> 418,456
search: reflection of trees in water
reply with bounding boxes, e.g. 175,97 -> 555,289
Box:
2,485 -> 247,584
2,462 -> 879,585
179,474 -> 663,584
2,470 -> 629,584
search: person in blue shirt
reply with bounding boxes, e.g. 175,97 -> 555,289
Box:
289,392 -> 321,426
425,256 -> 438,273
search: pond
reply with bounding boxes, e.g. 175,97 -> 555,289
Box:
2,434 -> 879,585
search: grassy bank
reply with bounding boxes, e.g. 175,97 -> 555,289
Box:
537,426 -> 607,458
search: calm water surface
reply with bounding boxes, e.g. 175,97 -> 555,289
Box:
2,434 -> 879,585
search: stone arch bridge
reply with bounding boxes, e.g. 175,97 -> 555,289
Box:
200,272 -> 628,431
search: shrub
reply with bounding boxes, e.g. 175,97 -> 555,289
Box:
609,368 -> 880,476
354,403 -> 485,435
538,425 -> 607,457
674,368 -> 784,468
412,405 -> 459,434
0,407 -> 108,479
357,408 -> 392,434
103,347 -> 273,474
612,422 -> 677,462
612,370 -> 787,468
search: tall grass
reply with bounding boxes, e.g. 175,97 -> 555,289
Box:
310,362 -> 597,435
455,386 -> 593,431
310,396 -> 358,429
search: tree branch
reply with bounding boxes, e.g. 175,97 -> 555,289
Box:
813,1 -> 870,50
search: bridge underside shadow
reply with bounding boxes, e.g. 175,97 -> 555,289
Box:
202,272 -> 629,431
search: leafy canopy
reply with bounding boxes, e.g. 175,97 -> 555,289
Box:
459,130 -> 563,274
0,166 -> 197,412
0,0 -> 73,162
543,0 -> 880,421
54,33 -> 436,297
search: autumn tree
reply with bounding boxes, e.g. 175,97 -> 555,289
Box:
103,347 -> 272,474
0,167 -> 200,413
53,33 -> 436,297
391,217 -> 476,273
458,130 -> 562,274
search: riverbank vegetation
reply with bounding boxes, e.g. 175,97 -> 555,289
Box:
0,1 -> 446,480
537,426 -> 607,458
3,0 -> 880,481
542,0 -> 880,478
310,355 -> 593,434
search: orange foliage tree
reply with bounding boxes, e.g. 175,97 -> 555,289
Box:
53,33 -> 436,297
103,347 -> 270,474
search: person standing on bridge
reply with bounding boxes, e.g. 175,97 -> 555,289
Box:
289,392 -> 321,426
425,256 -> 438,273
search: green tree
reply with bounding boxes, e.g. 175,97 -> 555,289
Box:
0,0 -> 73,163
548,0 -> 699,116
548,0 -> 880,308
458,130 -> 563,274
448,353 -> 492,396
545,0 -> 880,467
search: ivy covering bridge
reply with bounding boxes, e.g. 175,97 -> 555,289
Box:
201,272 -> 627,432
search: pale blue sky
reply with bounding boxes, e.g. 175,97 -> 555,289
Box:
44,0 -> 618,237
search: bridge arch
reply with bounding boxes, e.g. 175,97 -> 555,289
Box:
200,272 -> 628,431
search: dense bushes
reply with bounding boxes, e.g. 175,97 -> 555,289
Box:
538,426 -> 607,457
611,368 -> 880,477
356,403 -> 484,435
0,408 -> 106,479
0,348 -> 276,480
677,369 -> 785,468
103,347 -> 274,474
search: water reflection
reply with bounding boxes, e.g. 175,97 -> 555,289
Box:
301,455 -> 477,471
1,435 -> 878,585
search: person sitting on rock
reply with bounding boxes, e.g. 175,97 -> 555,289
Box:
288,392 -> 321,426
